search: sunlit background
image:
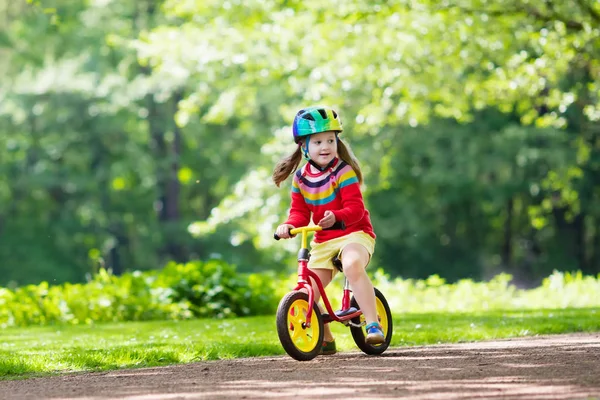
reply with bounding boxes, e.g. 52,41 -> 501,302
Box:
1,0 -> 600,290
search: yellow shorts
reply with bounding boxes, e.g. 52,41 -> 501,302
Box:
308,231 -> 376,276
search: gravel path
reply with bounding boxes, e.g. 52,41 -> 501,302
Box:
1,333 -> 599,399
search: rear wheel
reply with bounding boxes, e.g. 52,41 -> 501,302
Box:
350,287 -> 393,355
276,291 -> 324,361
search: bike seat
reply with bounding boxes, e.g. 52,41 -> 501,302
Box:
331,255 -> 343,272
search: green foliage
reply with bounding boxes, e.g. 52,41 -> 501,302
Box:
365,112 -> 575,281
1,0 -> 600,287
156,260 -> 278,317
1,266 -> 599,329
362,269 -> 600,313
0,260 -> 280,327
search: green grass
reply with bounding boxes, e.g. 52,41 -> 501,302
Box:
0,307 -> 598,379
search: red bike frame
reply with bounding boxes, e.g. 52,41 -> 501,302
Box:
289,226 -> 362,327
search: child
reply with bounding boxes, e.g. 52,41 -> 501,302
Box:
272,106 -> 384,355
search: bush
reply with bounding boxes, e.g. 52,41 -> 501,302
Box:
362,269 -> 600,313
0,260 -> 281,327
1,264 -> 598,328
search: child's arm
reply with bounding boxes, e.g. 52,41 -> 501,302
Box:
285,191 -> 311,227
331,169 -> 366,225
284,175 -> 311,228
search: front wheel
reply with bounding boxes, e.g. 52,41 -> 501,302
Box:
350,287 -> 393,355
276,291 -> 324,361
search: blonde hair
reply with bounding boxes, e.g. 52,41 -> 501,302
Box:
272,136 -> 363,187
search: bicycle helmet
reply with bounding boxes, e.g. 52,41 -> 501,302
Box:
292,106 -> 343,143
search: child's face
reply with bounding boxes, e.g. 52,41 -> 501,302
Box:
305,131 -> 338,168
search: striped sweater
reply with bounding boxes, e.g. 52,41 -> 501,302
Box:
284,158 -> 376,243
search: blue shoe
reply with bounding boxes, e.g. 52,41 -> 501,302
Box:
365,322 -> 385,345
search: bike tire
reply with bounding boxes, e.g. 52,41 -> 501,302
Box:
350,287 -> 393,355
276,291 -> 324,361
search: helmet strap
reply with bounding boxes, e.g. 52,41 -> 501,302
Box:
308,157 -> 337,172
302,136 -> 310,160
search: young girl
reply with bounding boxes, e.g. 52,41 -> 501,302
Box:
272,106 -> 384,355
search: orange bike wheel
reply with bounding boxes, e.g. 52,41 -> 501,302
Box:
276,291 -> 324,361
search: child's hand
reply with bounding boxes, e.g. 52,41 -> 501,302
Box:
318,210 -> 336,228
276,224 -> 295,239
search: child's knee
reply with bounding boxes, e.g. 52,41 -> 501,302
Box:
342,258 -> 366,281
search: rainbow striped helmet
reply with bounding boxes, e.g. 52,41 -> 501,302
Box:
292,106 -> 343,143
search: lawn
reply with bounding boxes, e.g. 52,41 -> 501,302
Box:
1,307 -> 598,379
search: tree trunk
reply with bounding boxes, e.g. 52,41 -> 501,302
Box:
501,197 -> 513,268
135,1 -> 185,262
551,205 -> 588,273
165,91 -> 182,223
164,91 -> 185,261
593,217 -> 600,274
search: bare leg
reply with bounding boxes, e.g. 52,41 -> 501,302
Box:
340,243 -> 378,326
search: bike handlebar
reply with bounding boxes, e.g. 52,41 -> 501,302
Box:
273,220 -> 346,240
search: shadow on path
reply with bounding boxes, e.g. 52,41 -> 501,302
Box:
1,333 -> 599,400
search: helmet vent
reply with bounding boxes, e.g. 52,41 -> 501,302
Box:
302,114 -> 315,121
296,109 -> 305,116
317,109 -> 328,119
332,110 -> 338,118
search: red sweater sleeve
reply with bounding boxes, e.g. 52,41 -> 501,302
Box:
284,176 -> 311,228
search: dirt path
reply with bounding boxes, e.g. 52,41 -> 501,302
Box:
1,333 -> 599,400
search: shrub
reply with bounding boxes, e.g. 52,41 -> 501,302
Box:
0,259 -> 280,327
0,264 -> 598,328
